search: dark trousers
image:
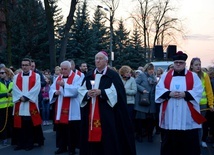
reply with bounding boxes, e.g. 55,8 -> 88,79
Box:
14,116 -> 44,148
56,120 -> 80,152
0,107 -> 13,140
161,129 -> 200,155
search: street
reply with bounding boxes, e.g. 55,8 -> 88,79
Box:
0,124 -> 214,155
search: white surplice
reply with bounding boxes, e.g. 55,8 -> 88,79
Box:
12,71 -> 41,116
49,71 -> 82,121
155,69 -> 203,130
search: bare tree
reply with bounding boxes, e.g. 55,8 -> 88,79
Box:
58,0 -> 79,64
131,0 -> 183,50
152,0 -> 183,49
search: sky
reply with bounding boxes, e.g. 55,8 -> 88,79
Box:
57,0 -> 214,68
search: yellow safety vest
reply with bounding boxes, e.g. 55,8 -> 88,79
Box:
200,72 -> 207,105
0,82 -> 13,109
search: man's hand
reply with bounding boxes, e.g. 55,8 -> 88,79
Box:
169,91 -> 185,98
55,90 -> 61,96
57,80 -> 64,87
20,96 -> 25,102
88,89 -> 101,98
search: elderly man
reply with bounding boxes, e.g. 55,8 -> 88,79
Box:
49,61 -> 82,155
78,51 -> 136,155
155,51 -> 205,155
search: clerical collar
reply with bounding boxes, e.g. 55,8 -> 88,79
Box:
96,70 -> 104,74
23,72 -> 30,76
173,69 -> 185,76
94,66 -> 107,75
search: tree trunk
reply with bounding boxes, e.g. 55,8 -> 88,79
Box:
44,0 -> 56,71
58,0 -> 78,64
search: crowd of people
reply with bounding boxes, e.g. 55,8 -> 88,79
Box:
0,51 -> 214,155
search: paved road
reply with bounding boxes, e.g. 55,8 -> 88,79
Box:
0,125 -> 214,155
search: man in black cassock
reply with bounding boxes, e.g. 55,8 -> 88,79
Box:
78,51 -> 136,155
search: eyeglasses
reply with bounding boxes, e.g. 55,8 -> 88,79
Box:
0,72 -> 5,74
22,64 -> 30,67
174,61 -> 185,65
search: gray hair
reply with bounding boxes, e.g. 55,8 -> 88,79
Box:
60,61 -> 71,68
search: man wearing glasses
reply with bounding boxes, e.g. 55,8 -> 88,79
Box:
12,58 -> 44,151
155,51 -> 205,155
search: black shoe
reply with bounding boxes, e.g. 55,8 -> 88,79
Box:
55,148 -> 67,154
14,146 -> 23,151
25,146 -> 33,151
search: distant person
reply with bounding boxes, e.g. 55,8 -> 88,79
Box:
134,70 -> 142,78
31,60 -> 47,110
79,62 -> 88,75
69,59 -> 85,83
0,67 -> 14,146
167,64 -> 174,71
51,66 -> 61,84
189,57 -> 214,148
119,65 -> 137,124
135,63 -> 157,143
78,51 -> 136,155
41,76 -> 51,126
155,51 -> 205,155
138,66 -> 144,72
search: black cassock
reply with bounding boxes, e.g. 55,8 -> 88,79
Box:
79,68 -> 136,155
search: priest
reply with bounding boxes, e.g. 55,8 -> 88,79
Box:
155,51 -> 205,155
78,51 -> 136,155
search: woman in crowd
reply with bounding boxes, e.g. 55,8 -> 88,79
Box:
135,63 -> 157,142
0,67 -> 14,146
41,76 -> 51,126
119,65 -> 137,125
189,57 -> 214,148
155,67 -> 164,135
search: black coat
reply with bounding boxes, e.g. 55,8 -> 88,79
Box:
79,68 -> 136,155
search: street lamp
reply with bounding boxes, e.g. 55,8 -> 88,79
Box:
97,5 -> 114,67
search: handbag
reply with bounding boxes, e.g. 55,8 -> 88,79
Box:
139,93 -> 150,106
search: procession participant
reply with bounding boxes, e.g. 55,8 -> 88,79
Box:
12,58 -> 43,151
78,51 -> 136,155
49,60 -> 82,155
155,51 -> 205,155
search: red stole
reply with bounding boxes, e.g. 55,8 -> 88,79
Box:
14,72 -> 42,128
161,70 -> 206,125
88,73 -> 102,142
76,70 -> 82,77
88,98 -> 102,141
55,72 -> 75,124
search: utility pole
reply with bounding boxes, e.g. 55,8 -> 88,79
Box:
97,5 -> 114,66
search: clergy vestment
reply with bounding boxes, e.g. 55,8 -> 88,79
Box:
49,71 -> 82,153
155,69 -> 203,155
12,70 -> 44,148
78,67 -> 136,155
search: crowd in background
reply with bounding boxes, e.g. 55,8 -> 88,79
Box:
0,52 -> 214,155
